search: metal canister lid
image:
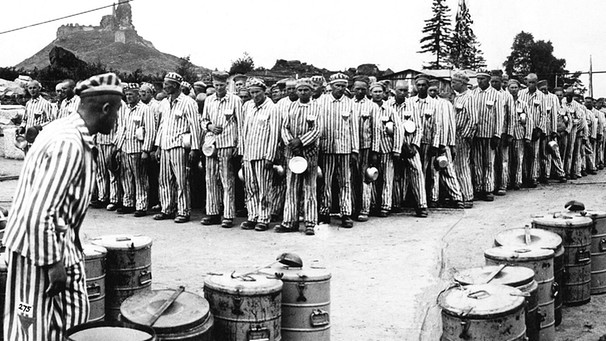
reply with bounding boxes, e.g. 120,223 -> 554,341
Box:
82,244 -> 107,259
90,234 -> 153,250
439,284 -> 525,319
204,272 -> 283,295
495,228 -> 562,251
531,214 -> 593,228
455,266 -> 534,288
264,264 -> 331,282
484,246 -> 554,262
120,289 -> 209,333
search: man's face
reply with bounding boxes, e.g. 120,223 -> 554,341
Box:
490,79 -> 502,91
395,85 -> 408,102
139,89 -> 153,103
539,86 -> 548,95
415,80 -> 428,96
451,79 -> 465,93
477,76 -> 490,90
508,83 -> 519,97
249,87 -> 265,106
596,101 -> 603,109
585,99 -> 594,110
213,81 -> 227,97
163,80 -> 179,95
353,82 -> 368,100
27,84 -> 40,98
271,87 -> 282,102
526,78 -> 537,91
234,80 -> 245,91
62,83 -> 74,98
555,90 -> 564,102
371,87 -> 384,102
297,87 -> 312,102
238,90 -> 251,103
428,87 -> 438,98
125,90 -> 139,105
285,84 -> 297,100
331,82 -> 346,98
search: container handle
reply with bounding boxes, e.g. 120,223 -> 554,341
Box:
232,296 -> 244,316
86,283 -> 101,298
115,236 -> 132,241
600,239 -> 606,252
310,309 -> 330,327
146,286 -> 184,327
459,320 -> 471,340
552,281 -> 559,299
576,249 -> 591,263
139,270 -> 152,285
467,290 -> 490,300
247,325 -> 270,341
297,282 -> 307,302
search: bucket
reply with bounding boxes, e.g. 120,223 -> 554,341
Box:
494,227 -> 564,326
455,266 -> 539,341
65,320 -> 156,341
83,244 -> 107,322
484,246 -> 555,341
263,264 -> 331,341
563,210 -> 606,295
120,289 -> 213,341
532,214 -> 593,305
90,235 -> 153,321
204,272 -> 282,341
438,284 -> 526,341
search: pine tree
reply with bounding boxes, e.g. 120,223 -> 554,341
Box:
419,0 -> 453,69
449,0 -> 486,70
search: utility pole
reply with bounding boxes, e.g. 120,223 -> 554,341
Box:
589,55 -> 594,98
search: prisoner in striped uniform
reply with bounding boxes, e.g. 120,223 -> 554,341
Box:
94,101 -> 125,210
538,80 -> 566,182
584,97 -> 599,174
390,81 -> 413,212
562,92 -> 586,178
519,74 -> 547,186
279,78 -> 321,235
490,72 -> 515,195
200,71 -> 243,228
318,73 -> 359,228
351,76 -> 376,221
18,81 -> 54,154
2,73 -> 123,341
596,99 -> 606,169
554,88 -> 573,177
239,78 -> 280,232
427,82 -> 463,208
370,82 -> 403,216
450,72 -> 476,208
154,72 -> 201,223
471,71 -> 505,200
56,80 -> 81,120
507,80 -> 533,189
140,82 -> 162,210
115,84 -> 156,217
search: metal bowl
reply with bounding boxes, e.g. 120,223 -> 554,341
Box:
365,167 -> 379,183
238,168 -> 244,181
434,155 -> 448,170
385,121 -> 394,136
288,156 -> 308,174
403,120 -> 416,134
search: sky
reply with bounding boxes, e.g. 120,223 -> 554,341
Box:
1,0 -> 606,94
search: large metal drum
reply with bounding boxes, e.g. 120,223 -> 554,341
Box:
90,234 -> 153,321
204,272 -> 282,341
484,246 -> 555,341
438,284 -> 526,341
264,264 -> 331,341
65,320 -> 156,341
532,215 -> 593,305
494,227 -> 564,326
0,253 -> 6,341
121,289 -> 214,340
454,266 -> 539,341
563,210 -> 606,295
83,244 -> 107,322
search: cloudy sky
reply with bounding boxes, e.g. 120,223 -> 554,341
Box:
1,0 -> 605,93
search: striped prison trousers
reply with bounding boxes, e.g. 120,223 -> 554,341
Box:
563,127 -> 577,176
283,153 -> 318,227
4,252 -> 89,341
472,138 -> 496,193
120,153 -> 149,210
400,152 -> 428,209
352,149 -> 375,215
454,137 -> 474,202
597,137 -> 605,167
243,160 -> 273,224
571,137 -> 584,177
586,140 -> 597,172
542,137 -> 565,179
377,153 -> 395,211
522,139 -> 540,182
495,140 -> 510,192
205,147 -> 235,219
320,154 -> 353,216
270,157 -> 286,218
430,148 -> 463,202
159,147 -> 191,217
510,140 -> 526,187
96,144 -> 121,204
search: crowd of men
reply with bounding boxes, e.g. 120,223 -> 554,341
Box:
15,69 -> 606,236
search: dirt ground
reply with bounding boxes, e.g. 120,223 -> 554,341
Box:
1,156 -> 606,340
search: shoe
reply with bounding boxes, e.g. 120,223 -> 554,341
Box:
240,220 -> 256,230
539,177 -> 549,184
463,201 -> 473,209
304,226 -> 315,235
341,216 -> 354,228
378,210 -> 389,217
221,218 -> 234,228
117,206 -> 135,214
415,208 -> 429,218
275,223 -> 298,233
599,165 -> 604,170
106,203 -> 119,211
495,189 -> 506,196
559,176 -> 567,183
319,214 -> 331,224
151,204 -> 162,212
589,170 -> 598,175
571,174 -> 578,180
581,170 -> 588,177
255,223 -> 269,231
484,193 -> 495,201
455,201 -> 465,209
174,215 -> 190,223
357,214 -> 369,222
428,201 -> 438,209
391,206 -> 403,213
90,200 -> 108,209
512,184 -> 520,190
134,210 -> 147,217
201,215 -> 221,225
528,180 -> 538,188
153,212 -> 175,220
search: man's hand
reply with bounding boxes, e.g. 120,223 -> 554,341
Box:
350,152 -> 359,166
532,128 -> 541,141
490,136 -> 500,150
45,262 -> 67,297
208,124 -> 223,135
369,151 -> 378,166
155,147 -> 161,161
188,150 -> 200,164
438,145 -> 447,155
264,159 -> 273,170
289,137 -> 303,150
141,151 -> 149,162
